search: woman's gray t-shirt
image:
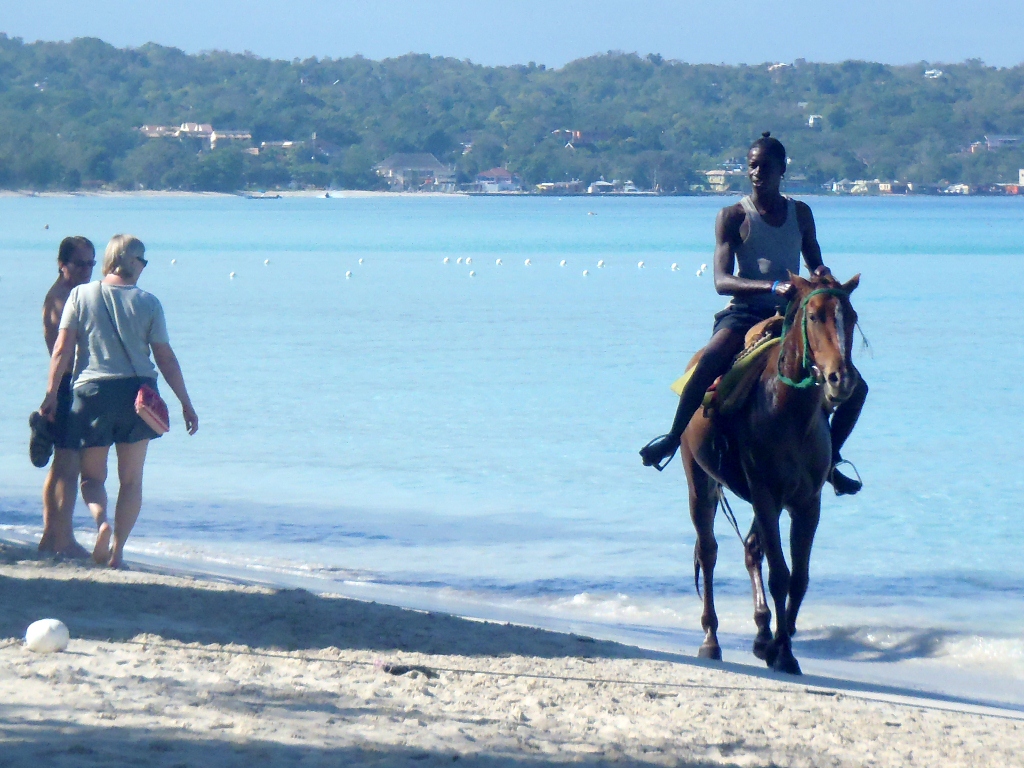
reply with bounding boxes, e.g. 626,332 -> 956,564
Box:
59,281 -> 170,386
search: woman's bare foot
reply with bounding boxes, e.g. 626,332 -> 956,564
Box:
60,541 -> 91,560
107,548 -> 124,569
92,523 -> 112,565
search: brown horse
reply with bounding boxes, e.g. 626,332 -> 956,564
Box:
679,272 -> 860,674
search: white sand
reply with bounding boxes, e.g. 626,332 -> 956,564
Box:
1,540 -> 1021,767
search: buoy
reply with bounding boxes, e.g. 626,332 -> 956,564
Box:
443,257 -> 450,264
43,224 -> 49,230
457,257 -> 463,264
597,260 -> 605,268
700,263 -> 708,271
588,212 -> 596,216
229,272 -> 236,279
559,260 -> 567,267
469,270 -> 476,277
358,258 -> 364,264
583,269 -> 589,276
345,270 -> 352,279
466,257 -> 472,265
495,258 -> 502,266
638,261 -> 645,269
264,259 -> 270,265
525,259 -> 532,266
696,269 -> 702,276
671,263 -> 679,271
170,259 -> 177,265
25,619 -> 69,653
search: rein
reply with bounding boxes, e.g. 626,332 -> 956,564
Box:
777,287 -> 849,389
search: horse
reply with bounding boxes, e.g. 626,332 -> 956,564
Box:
679,271 -> 860,674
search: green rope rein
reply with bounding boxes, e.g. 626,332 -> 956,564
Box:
777,287 -> 849,389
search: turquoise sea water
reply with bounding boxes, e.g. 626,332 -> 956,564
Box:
1,193 -> 1022,698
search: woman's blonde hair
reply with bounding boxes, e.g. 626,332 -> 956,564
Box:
103,234 -> 146,277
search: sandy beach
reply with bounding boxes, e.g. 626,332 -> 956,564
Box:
1,540 -> 1021,767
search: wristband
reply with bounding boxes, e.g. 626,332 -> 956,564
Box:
771,280 -> 780,293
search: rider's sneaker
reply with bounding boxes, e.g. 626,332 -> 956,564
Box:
829,464 -> 862,496
639,434 -> 679,471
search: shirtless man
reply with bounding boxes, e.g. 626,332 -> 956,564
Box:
35,236 -> 96,556
640,132 -> 867,495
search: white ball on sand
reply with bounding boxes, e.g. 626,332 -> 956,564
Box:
495,258 -> 502,266
443,257 -> 450,264
559,260 -> 567,267
469,270 -> 476,277
597,260 -> 605,268
637,261 -> 645,269
583,269 -> 589,276
524,258 -> 532,266
229,272 -> 236,279
25,619 -> 69,653
345,270 -> 352,279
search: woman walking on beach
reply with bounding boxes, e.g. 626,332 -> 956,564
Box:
39,235 -> 199,568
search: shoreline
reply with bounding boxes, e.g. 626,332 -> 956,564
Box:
1,538 -> 1022,766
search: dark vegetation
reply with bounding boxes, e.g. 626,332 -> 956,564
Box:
1,34 -> 1023,191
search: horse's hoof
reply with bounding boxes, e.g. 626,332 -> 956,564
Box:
752,637 -> 771,661
698,643 -> 722,661
772,648 -> 802,676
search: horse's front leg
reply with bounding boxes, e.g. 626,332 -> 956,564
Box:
684,446 -> 721,660
743,521 -> 773,660
750,491 -> 801,674
785,495 -> 822,638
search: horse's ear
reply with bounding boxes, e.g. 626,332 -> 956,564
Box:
790,272 -> 811,291
841,274 -> 861,294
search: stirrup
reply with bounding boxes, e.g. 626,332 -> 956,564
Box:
639,434 -> 679,472
829,459 -> 862,496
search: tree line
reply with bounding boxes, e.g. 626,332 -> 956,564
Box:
1,34 -> 1023,192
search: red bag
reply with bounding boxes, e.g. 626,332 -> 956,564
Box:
136,384 -> 170,435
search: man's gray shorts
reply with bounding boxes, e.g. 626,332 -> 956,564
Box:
69,377 -> 162,449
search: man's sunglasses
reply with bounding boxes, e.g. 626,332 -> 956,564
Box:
136,256 -> 148,266
71,259 -> 96,268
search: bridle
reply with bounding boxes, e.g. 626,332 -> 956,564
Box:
776,288 -> 850,389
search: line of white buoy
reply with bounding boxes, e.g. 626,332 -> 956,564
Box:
345,270 -> 352,279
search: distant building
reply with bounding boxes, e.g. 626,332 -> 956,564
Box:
985,135 -> 1022,150
878,181 -> 910,194
587,180 -> 616,194
536,180 -> 585,195
374,153 -> 456,192
924,69 -> 943,79
1019,169 -> 1024,185
139,125 -> 175,138
210,129 -> 252,149
850,179 -> 882,195
261,140 -> 305,150
702,169 -> 747,193
807,114 -> 823,130
178,123 -> 214,138
472,167 -> 523,193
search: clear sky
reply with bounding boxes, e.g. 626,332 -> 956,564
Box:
0,0 -> 1020,68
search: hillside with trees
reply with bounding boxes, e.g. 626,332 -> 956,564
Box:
1,34 -> 1023,192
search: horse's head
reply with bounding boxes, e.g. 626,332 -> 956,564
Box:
782,272 -> 860,405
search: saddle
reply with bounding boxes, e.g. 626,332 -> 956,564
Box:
670,314 -> 784,415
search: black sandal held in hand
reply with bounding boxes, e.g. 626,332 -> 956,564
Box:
28,411 -> 55,469
639,434 -> 679,471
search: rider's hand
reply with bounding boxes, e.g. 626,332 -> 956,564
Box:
773,281 -> 796,299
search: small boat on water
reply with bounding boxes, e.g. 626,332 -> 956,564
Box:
244,191 -> 282,200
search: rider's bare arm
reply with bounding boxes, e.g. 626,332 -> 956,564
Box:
795,201 -> 829,276
41,287 -> 65,355
712,204 -> 785,299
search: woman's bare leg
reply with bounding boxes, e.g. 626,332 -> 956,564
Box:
80,446 -> 112,564
109,440 -> 149,568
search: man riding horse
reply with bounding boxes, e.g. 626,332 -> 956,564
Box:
640,131 -> 867,494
